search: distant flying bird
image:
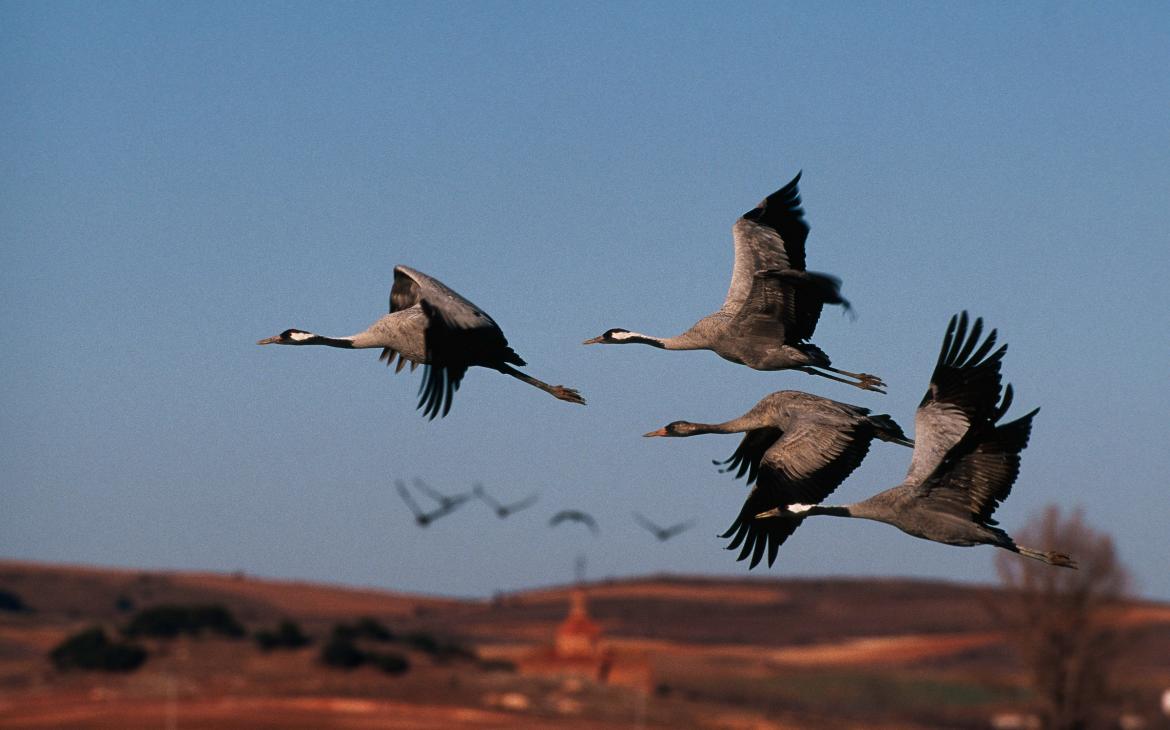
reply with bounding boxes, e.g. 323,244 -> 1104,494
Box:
584,173 -> 884,392
412,478 -> 472,511
645,391 -> 913,569
754,313 -> 1076,569
472,483 -> 539,518
258,265 -> 586,419
395,480 -> 466,527
632,512 -> 697,542
549,510 -> 600,535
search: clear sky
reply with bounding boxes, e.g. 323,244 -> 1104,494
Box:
3,2 -> 1168,601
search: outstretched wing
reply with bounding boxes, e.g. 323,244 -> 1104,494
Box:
724,172 -> 809,316
395,480 -> 424,519
391,266 -> 522,419
721,418 -> 876,569
632,512 -> 664,536
662,518 -> 698,539
904,312 -> 1007,488
917,391 -> 1037,526
501,493 -> 539,514
472,483 -> 504,511
713,427 -> 783,483
550,510 -> 599,534
723,174 -> 846,344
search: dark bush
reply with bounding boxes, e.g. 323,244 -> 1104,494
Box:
405,631 -> 476,661
404,631 -> 440,654
320,638 -> 365,669
0,589 -> 29,613
332,617 -> 394,643
114,595 -> 135,613
50,626 -> 147,672
369,650 -> 411,675
123,604 -> 245,639
478,658 -> 516,673
255,620 -> 311,651
355,617 -> 394,642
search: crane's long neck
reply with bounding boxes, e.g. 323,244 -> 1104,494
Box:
298,333 -> 358,348
684,412 -> 777,435
790,500 -> 889,523
613,330 -> 706,351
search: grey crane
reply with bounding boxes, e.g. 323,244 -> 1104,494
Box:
644,391 -> 913,569
583,173 -> 884,392
632,512 -> 697,542
258,265 -> 586,419
549,510 -> 600,535
394,480 -> 467,527
472,483 -> 539,518
754,313 -> 1076,569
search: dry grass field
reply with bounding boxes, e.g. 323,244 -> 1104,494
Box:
2,560 -> 1168,729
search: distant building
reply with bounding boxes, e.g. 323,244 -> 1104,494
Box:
516,588 -> 650,690
555,589 -> 601,659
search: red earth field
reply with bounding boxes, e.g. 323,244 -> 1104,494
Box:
1,560 -> 1168,729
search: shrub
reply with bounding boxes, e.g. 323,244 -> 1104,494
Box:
255,620 -> 311,651
405,631 -> 476,661
332,617 -> 394,643
369,651 -> 411,675
0,589 -> 29,613
320,638 -> 365,669
123,604 -> 245,639
354,617 -> 394,642
478,658 -> 516,673
50,627 -> 147,672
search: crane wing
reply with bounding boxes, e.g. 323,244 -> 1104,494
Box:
502,493 -> 539,514
550,510 -> 599,534
390,266 -> 522,419
662,518 -> 698,538
723,172 -> 808,315
472,484 -> 504,511
395,480 -> 424,519
915,388 -> 1036,524
713,427 -> 783,484
904,313 -> 1007,488
720,418 -> 875,569
632,512 -> 664,535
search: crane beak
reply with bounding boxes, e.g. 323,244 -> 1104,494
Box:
582,335 -> 604,345
256,335 -> 281,345
643,428 -> 667,437
755,508 -> 785,520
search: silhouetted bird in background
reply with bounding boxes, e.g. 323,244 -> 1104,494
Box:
412,478 -> 471,512
754,313 -> 1076,568
549,510 -> 600,535
395,480 -> 467,527
584,173 -> 884,392
258,265 -> 585,419
633,513 -> 697,542
472,483 -> 539,518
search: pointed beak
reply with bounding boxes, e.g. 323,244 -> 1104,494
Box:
755,508 -> 785,520
643,428 -> 668,437
582,336 -> 604,345
256,335 -> 281,345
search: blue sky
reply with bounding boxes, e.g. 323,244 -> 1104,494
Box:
3,2 -> 1168,600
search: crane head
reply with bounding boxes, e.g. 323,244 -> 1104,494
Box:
583,328 -> 631,345
257,329 -> 314,345
644,421 -> 701,437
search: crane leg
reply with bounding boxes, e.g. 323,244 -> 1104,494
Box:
799,367 -> 887,394
496,364 -> 586,405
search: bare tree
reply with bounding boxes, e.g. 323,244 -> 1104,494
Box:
994,505 -> 1131,730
